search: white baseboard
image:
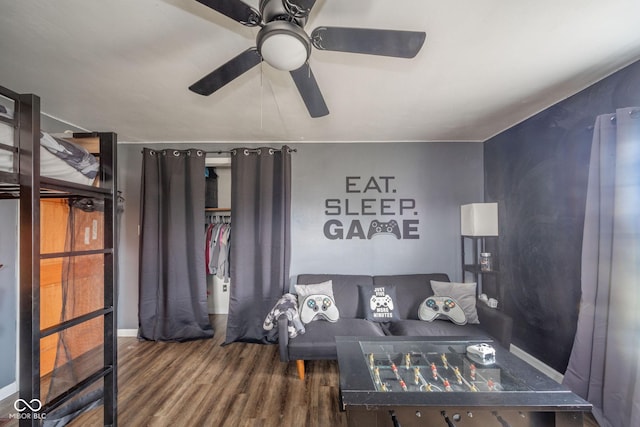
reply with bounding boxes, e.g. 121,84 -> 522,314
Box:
510,344 -> 564,383
117,329 -> 138,337
0,382 -> 17,401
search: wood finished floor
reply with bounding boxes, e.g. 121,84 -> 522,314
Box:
1,315 -> 344,427
1,314 -> 599,427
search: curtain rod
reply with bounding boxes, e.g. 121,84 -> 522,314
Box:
141,147 -> 297,155
205,147 -> 297,155
587,108 -> 640,130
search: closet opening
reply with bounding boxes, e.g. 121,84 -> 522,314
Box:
205,156 -> 231,315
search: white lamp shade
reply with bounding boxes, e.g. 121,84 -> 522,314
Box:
461,203 -> 498,236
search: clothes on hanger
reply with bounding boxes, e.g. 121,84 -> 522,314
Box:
205,219 -> 231,282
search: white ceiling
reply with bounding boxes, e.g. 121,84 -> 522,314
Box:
1,0 -> 639,143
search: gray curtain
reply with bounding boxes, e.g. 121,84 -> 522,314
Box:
224,147 -> 292,344
563,108 -> 640,427
138,148 -> 214,341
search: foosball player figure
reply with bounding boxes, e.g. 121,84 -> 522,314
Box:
399,378 -> 408,391
368,353 -> 375,369
469,363 -> 476,380
453,366 -> 462,384
441,353 -> 449,369
443,378 -> 452,392
413,367 -> 421,385
373,366 -> 381,385
405,353 -> 411,369
431,362 -> 438,380
487,378 -> 495,391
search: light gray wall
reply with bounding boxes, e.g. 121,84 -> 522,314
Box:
0,201 -> 18,390
116,142 -> 484,329
290,143 -> 484,279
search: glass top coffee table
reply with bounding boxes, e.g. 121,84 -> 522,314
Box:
336,336 -> 591,427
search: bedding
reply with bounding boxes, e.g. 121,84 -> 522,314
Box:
0,105 -> 98,186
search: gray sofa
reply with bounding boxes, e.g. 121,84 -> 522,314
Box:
278,273 -> 513,379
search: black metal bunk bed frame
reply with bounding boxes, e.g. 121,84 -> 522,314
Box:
0,85 -> 117,426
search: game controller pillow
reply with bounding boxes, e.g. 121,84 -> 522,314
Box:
299,294 -> 339,324
418,296 -> 467,325
430,280 -> 479,324
358,284 -> 401,322
294,280 -> 340,323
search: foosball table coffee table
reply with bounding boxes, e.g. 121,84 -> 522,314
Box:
336,336 -> 591,427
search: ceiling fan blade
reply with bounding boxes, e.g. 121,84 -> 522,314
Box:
189,48 -> 262,96
195,0 -> 261,26
290,63 -> 329,118
311,27 -> 426,58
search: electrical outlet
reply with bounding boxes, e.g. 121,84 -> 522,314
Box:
223,284 -> 227,292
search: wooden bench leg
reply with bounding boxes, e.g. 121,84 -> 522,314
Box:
296,360 -> 305,380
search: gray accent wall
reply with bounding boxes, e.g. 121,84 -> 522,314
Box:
484,59 -> 640,372
116,142 -> 484,329
0,201 -> 17,391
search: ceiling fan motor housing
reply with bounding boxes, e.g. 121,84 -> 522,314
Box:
260,0 -> 308,26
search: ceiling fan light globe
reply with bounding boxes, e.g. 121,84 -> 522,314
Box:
261,34 -> 308,71
257,21 -> 311,71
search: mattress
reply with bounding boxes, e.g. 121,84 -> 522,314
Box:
0,105 -> 98,186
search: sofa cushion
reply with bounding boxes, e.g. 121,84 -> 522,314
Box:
383,319 -> 489,339
296,274 -> 373,319
373,274 -> 450,320
430,280 -> 479,324
288,318 -> 385,360
358,284 -> 401,322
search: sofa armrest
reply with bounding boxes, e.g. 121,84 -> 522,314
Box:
277,314 -> 290,362
476,301 -> 513,349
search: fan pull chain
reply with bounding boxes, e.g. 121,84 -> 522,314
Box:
260,60 -> 264,129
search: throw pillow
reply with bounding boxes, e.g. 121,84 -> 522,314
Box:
294,280 -> 334,299
294,280 -> 339,322
358,284 -> 401,322
418,296 -> 467,325
430,280 -> 480,324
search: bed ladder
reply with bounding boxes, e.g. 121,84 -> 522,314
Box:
17,93 -> 117,426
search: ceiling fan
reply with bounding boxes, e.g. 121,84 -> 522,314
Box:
189,0 -> 426,117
